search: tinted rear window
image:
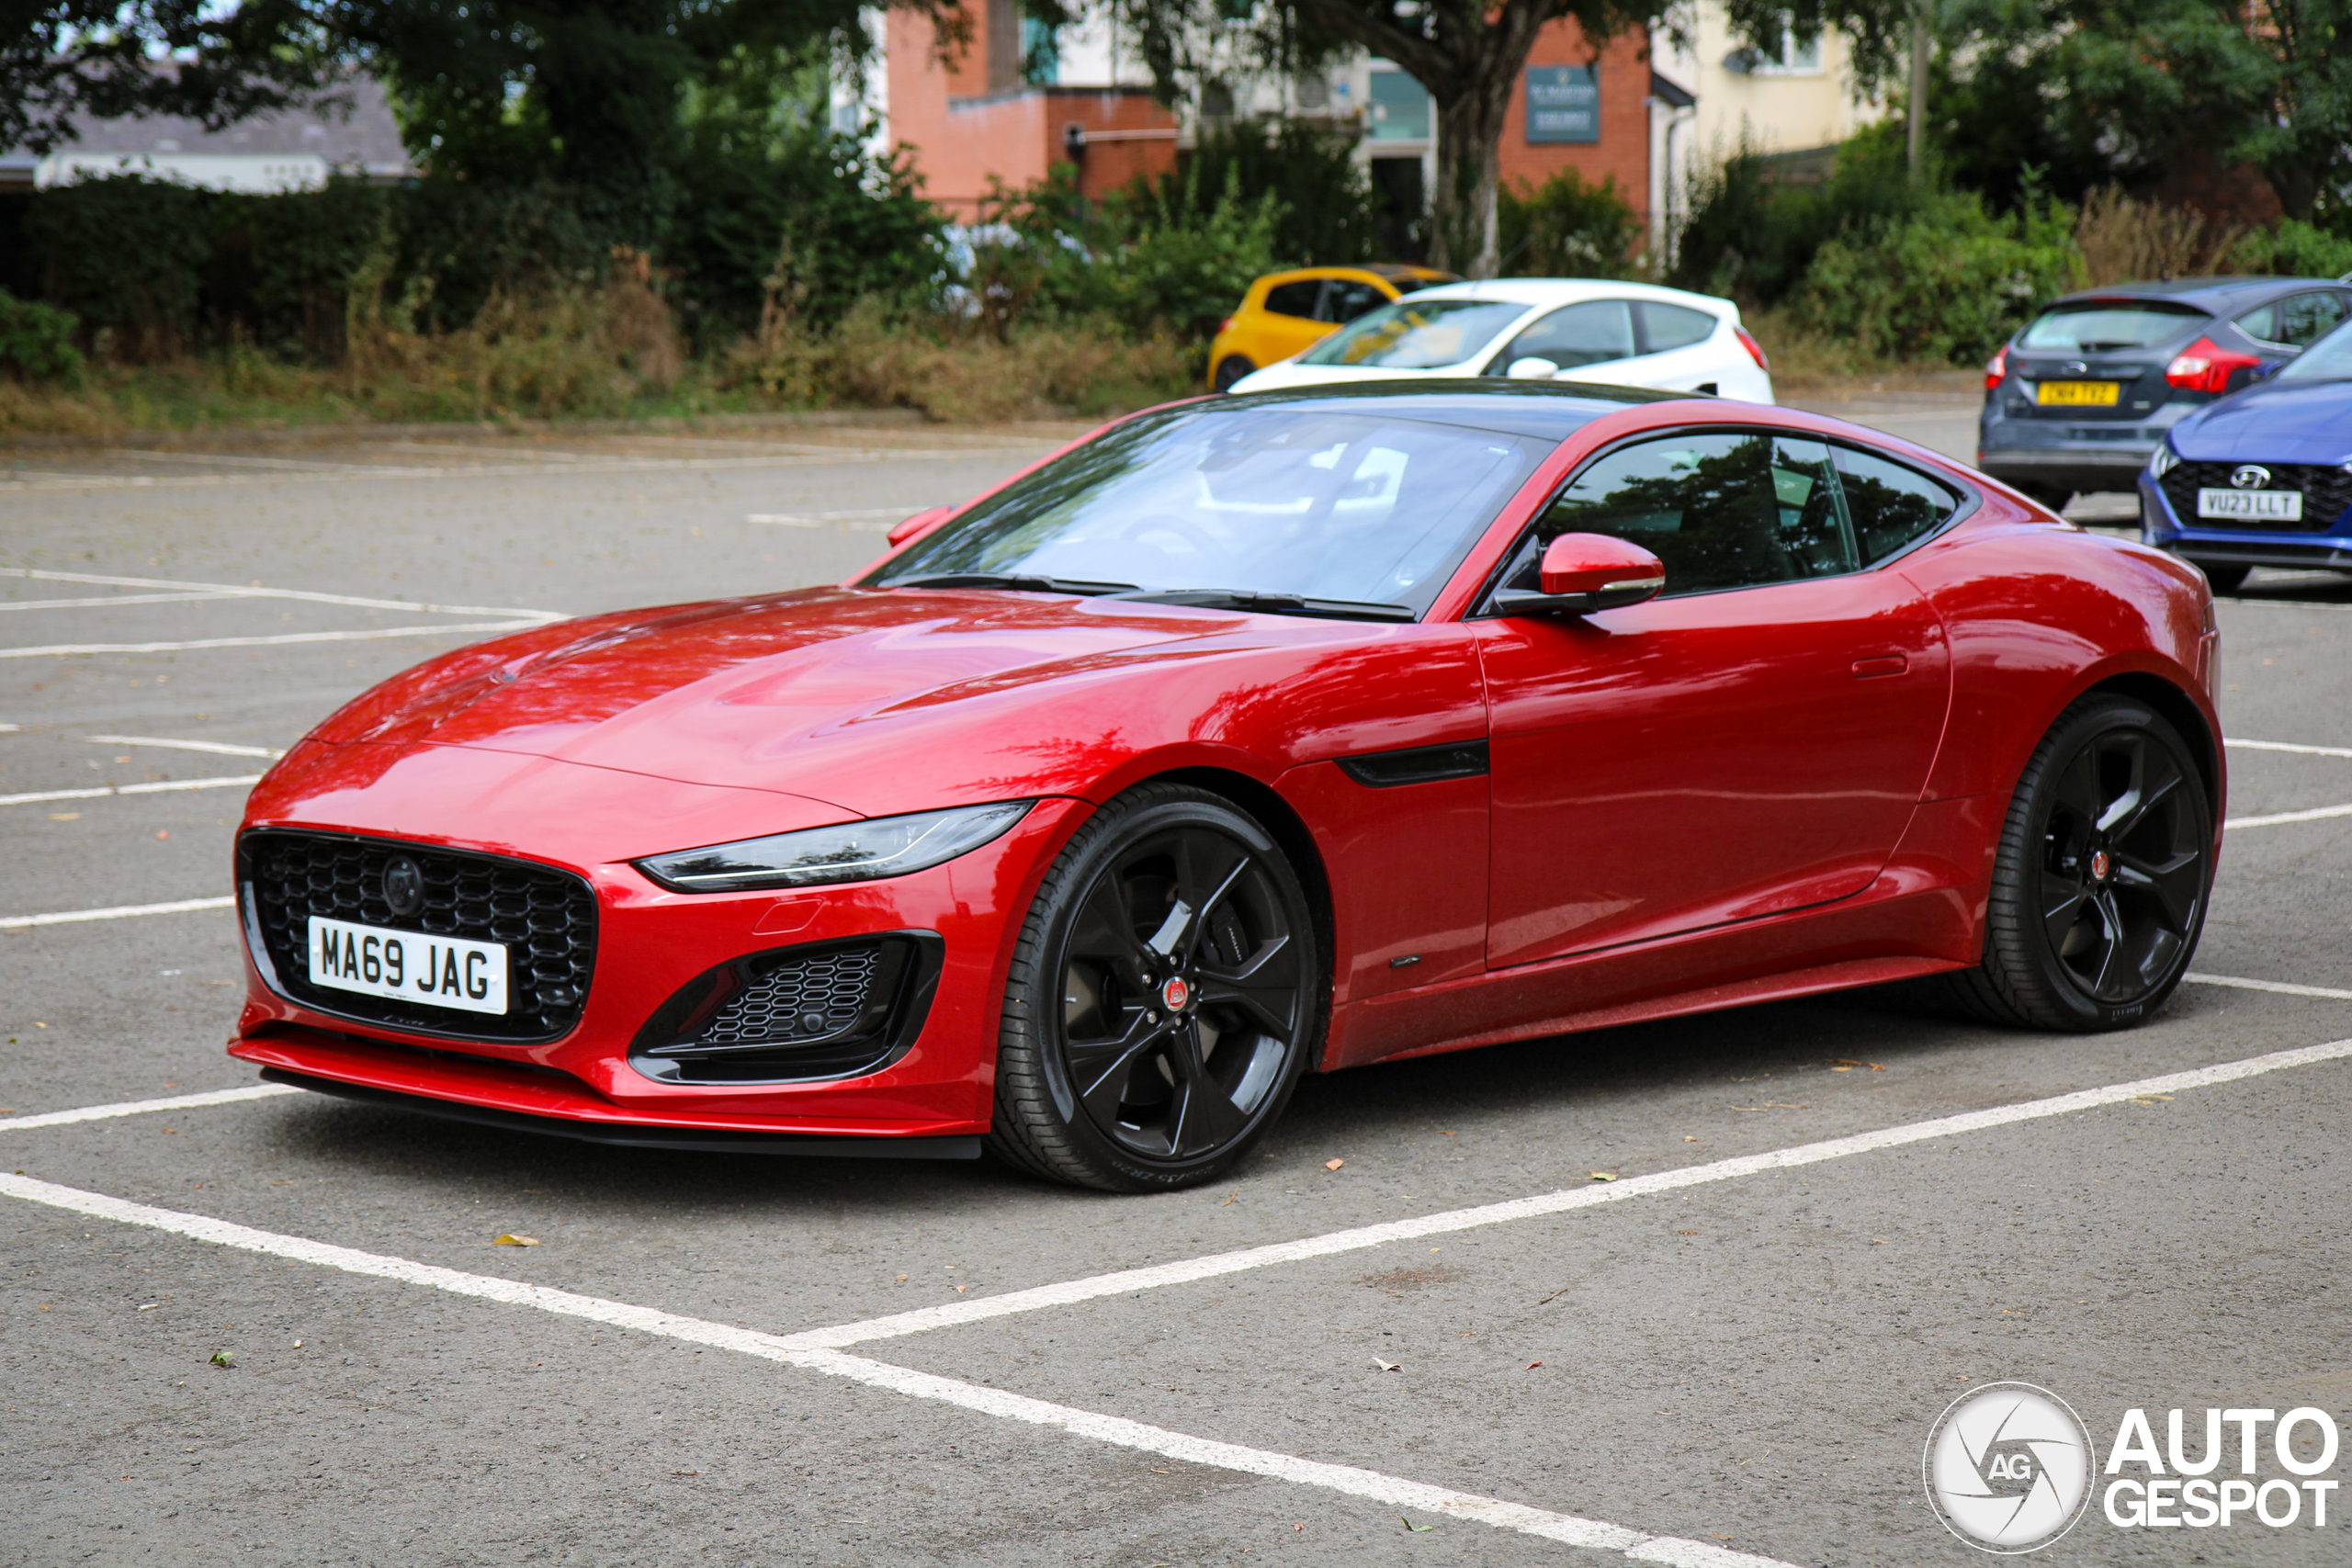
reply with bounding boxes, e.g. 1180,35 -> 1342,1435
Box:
2020,300 -> 2207,353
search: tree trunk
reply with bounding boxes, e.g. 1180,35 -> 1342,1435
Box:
1429,74 -> 1515,276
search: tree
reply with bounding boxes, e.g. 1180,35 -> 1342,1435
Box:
5,0 -> 961,243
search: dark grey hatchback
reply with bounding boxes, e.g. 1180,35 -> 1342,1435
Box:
1978,276 -> 2352,505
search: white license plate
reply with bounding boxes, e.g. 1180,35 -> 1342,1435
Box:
307,916 -> 507,1015
2199,488 -> 2302,522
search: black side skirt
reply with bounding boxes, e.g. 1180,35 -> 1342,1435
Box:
259,1068 -> 984,1159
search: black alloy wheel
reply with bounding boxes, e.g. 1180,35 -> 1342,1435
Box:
1212,355 -> 1256,393
1949,695 -> 2213,1031
989,783 -> 1321,1191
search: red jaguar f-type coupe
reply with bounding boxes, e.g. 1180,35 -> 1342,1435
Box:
231,382 -> 2223,1190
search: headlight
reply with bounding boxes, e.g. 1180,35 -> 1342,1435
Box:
2149,443 -> 2180,479
635,801 -> 1034,893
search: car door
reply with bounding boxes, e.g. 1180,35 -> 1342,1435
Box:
1256,277 -> 1337,364
2238,290 -> 2352,365
1485,299 -> 1640,381
1475,429 -> 1953,968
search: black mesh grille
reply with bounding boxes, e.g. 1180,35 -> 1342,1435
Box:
241,829 -> 597,1042
2161,461 -> 2352,533
631,933 -> 940,1085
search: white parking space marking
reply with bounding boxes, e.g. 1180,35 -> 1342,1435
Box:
2226,802 -> 2352,829
0,566 -> 564,623
0,1085 -> 300,1132
0,592 -> 252,613
2188,972 -> 2352,1001
0,774 -> 261,807
0,1168 -> 1795,1568
3,622 -> 545,660
85,735 -> 286,758
2227,738 -> 2352,760
777,1034 -> 2352,1351
0,895 -> 235,930
748,507 -> 937,529
0,446 -> 1047,492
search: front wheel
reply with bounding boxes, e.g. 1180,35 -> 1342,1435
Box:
1947,695 -> 2213,1031
1212,355 -> 1256,393
987,784 -> 1322,1191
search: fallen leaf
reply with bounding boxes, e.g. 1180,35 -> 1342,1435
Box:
1293,1523 -> 1305,1531
1829,1065 -> 1853,1072
1400,1516 -> 1434,1532
1437,1130 -> 1455,1137
895,1273 -> 909,1282
954,1285 -> 967,1293
1218,1191 -> 1238,1206
1676,1230 -> 1698,1235
1871,1237 -> 1886,1245
209,1350 -> 234,1368
136,1303 -> 158,1311
48,813 -> 79,822
1324,1158 -> 1345,1171
1587,1170 -> 1617,1182
1683,1135 -> 1699,1142
1829,1058 -> 1884,1070
154,829 -> 169,840
1525,1360 -> 1543,1371
1372,1358 -> 1400,1372
492,1234 -> 539,1247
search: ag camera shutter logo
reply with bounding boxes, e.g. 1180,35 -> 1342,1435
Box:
1924,1382 -> 2095,1552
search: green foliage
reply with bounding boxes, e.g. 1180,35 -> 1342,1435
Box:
1788,188 -> 2082,364
1670,126 -> 1927,306
211,179 -> 392,361
1165,119 -> 1383,266
0,287 -> 83,381
24,174 -> 214,357
1498,167 -> 1641,276
2231,219 -> 2352,279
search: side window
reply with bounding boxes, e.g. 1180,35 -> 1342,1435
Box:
2278,291 -> 2349,347
1506,431 -> 1857,598
1262,280 -> 1321,320
2234,302 -> 2279,344
1832,446 -> 1961,563
1321,279 -> 1388,324
1493,299 -> 1637,370
1637,301 -> 1720,354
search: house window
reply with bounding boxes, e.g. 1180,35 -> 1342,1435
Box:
1021,15 -> 1059,85
1367,68 -> 1430,142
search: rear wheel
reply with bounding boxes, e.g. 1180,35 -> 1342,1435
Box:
2199,563 -> 2250,594
987,784 -> 1322,1191
1946,695 -> 2213,1031
1212,355 -> 1256,393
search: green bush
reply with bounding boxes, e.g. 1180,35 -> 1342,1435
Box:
25,173 -> 214,357
1670,127 -> 1928,306
1163,120 -> 1384,267
1499,167 -> 1642,277
0,288 -> 83,380
1789,189 -> 2082,364
2231,219 -> 2352,279
213,179 -> 392,362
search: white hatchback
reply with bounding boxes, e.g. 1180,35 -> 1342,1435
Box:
1227,278 -> 1775,404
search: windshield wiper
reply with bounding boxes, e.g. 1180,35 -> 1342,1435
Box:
1111,588 -> 1417,622
881,572 -> 1137,595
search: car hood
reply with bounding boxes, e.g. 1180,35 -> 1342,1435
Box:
2176,378 -> 2352,464
300,586 -> 1465,818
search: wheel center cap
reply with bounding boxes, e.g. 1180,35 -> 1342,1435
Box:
2090,849 -> 2112,882
1160,976 -> 1192,1012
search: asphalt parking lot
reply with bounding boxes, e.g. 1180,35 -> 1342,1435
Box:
4,400 -> 2350,1567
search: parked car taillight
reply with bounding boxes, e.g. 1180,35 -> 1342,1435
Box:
1984,344 -> 2007,390
1735,325 -> 1770,371
2164,337 -> 2261,394
1217,317 -> 1235,336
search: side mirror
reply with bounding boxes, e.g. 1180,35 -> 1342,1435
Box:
1493,533 -> 1666,616
886,504 -> 956,547
1505,355 -> 1561,380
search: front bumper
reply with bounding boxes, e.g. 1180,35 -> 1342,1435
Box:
2137,471 -> 2352,576
231,770 -> 1091,1144
1979,395 -> 2195,496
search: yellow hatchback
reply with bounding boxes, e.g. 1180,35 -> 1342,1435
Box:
1208,264 -> 1458,391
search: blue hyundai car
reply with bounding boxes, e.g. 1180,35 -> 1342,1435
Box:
2142,316 -> 2352,592
1981,276 -> 2352,508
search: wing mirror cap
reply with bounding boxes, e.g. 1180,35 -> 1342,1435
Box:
886,504 -> 956,547
1505,355 -> 1561,380
1494,533 -> 1666,616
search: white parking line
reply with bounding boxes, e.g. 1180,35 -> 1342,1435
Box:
2226,802 -> 2352,829
0,896 -> 235,930
2226,738 -> 2352,761
2188,972 -> 2352,1001
0,1168 -> 1794,1568
0,774 -> 261,807
2,622 -> 542,659
0,592 -> 248,613
85,735 -> 286,759
0,566 -> 564,622
0,447 -> 1047,492
0,1085 -> 299,1132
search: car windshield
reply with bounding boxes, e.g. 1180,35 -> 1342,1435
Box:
2274,318 -> 2352,382
1298,299 -> 1528,369
868,403 -> 1552,615
2019,299 -> 2208,353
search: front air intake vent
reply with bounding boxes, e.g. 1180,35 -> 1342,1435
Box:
629,932 -> 942,1085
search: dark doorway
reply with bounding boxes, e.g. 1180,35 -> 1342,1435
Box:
1370,156 -> 1425,263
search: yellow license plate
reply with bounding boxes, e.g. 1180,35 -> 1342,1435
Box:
2036,381 -> 2120,406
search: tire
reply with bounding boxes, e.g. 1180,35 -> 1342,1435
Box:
2199,563 -> 2250,594
987,783 -> 1324,1191
1944,694 -> 2213,1031
1212,355 -> 1256,393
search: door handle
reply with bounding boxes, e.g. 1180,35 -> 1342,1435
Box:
1852,655 -> 1907,679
